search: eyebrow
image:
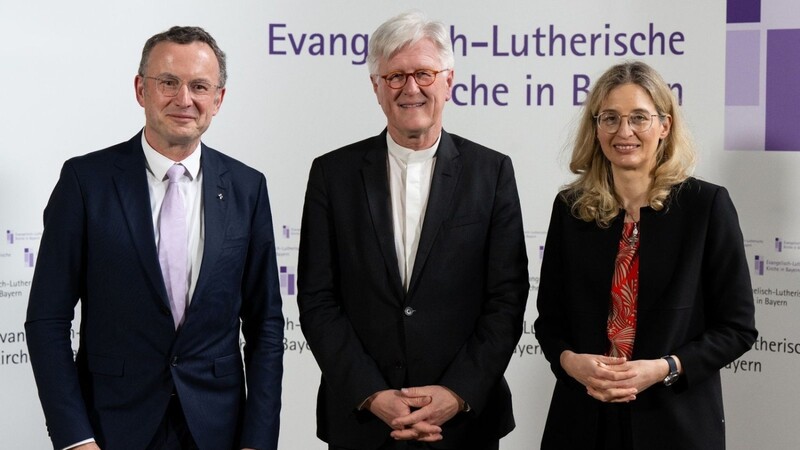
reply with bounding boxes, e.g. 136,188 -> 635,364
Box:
155,73 -> 214,84
384,67 -> 439,73
599,108 -> 653,114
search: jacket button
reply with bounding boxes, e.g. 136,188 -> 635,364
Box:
170,356 -> 178,367
403,307 -> 415,317
395,361 -> 405,369
160,306 -> 170,316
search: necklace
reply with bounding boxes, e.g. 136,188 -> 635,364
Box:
625,211 -> 639,247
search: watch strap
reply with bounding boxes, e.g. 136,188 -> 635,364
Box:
662,355 -> 679,386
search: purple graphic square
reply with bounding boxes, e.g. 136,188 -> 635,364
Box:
727,0 -> 761,24
725,31 -> 759,106
765,29 -> 800,151
288,274 -> 295,296
25,248 -> 35,267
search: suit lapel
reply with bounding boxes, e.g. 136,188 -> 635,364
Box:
638,200 -> 681,311
113,132 -> 170,305
407,131 -> 462,295
361,133 -> 404,299
190,145 -> 230,305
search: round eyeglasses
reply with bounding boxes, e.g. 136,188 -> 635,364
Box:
594,111 -> 665,134
143,75 -> 220,97
375,69 -> 450,89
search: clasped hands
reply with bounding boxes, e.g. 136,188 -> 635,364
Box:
560,350 -> 670,403
367,385 -> 463,442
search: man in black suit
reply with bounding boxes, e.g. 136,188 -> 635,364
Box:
26,26 -> 283,450
297,11 -> 529,450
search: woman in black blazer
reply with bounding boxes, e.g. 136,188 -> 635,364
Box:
534,61 -> 757,450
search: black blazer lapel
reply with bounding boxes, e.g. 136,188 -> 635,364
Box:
361,133 -> 404,298
112,133 -> 170,306
638,200 -> 683,311
407,131 -> 462,295
190,145 -> 230,305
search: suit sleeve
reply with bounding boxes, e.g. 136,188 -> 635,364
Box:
238,174 -> 285,450
297,158 -> 390,409
533,196 -> 575,382
673,186 -> 757,387
437,155 -> 530,414
25,161 -> 96,449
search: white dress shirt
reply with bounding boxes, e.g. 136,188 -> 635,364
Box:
387,133 -> 439,291
142,133 -> 205,306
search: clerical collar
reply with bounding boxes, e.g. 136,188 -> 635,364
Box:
386,133 -> 439,164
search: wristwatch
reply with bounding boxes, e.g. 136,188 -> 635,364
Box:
662,355 -> 679,386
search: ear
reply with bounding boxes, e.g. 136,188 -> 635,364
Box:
370,74 -> 380,100
659,114 -> 672,139
135,75 -> 146,107
445,69 -> 454,101
211,87 -> 226,116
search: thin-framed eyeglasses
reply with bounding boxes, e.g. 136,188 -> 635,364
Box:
142,75 -> 221,97
594,111 -> 666,134
375,69 -> 450,89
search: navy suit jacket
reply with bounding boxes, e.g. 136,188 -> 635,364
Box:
26,132 -> 284,450
297,130 -> 530,449
534,178 -> 757,450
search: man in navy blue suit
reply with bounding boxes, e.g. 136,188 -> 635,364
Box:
26,26 -> 283,450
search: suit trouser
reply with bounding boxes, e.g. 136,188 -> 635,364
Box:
146,394 -> 199,450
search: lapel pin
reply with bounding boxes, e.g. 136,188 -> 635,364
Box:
218,193 -> 224,200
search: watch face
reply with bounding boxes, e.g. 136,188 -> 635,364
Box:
664,372 -> 679,386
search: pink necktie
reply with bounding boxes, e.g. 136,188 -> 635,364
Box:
159,164 -> 188,328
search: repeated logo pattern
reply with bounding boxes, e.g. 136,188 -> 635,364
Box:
726,0 -> 800,151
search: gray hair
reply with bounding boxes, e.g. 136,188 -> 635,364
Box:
367,11 -> 454,75
138,26 -> 227,87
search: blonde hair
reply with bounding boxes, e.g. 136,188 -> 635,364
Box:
563,61 -> 696,227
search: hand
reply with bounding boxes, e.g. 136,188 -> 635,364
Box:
389,385 -> 462,442
616,358 -> 676,395
560,351 -> 637,402
368,389 -> 432,431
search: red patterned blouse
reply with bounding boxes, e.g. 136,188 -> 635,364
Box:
607,221 -> 640,359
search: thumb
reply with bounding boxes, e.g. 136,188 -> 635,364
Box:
403,394 -> 432,408
597,355 -> 626,366
400,386 -> 428,398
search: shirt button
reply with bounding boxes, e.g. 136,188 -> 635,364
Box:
170,356 -> 178,367
404,307 -> 415,317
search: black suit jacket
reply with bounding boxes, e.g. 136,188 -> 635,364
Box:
297,130 -> 529,449
25,132 -> 284,450
534,178 -> 757,450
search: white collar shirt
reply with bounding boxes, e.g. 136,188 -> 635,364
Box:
386,133 -> 439,291
142,133 -> 205,305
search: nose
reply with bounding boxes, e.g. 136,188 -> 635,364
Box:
173,83 -> 193,106
401,75 -> 421,94
616,117 -> 635,136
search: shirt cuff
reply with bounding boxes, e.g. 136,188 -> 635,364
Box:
64,438 -> 95,450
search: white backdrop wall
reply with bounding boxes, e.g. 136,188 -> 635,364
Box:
2,1 -> 799,448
